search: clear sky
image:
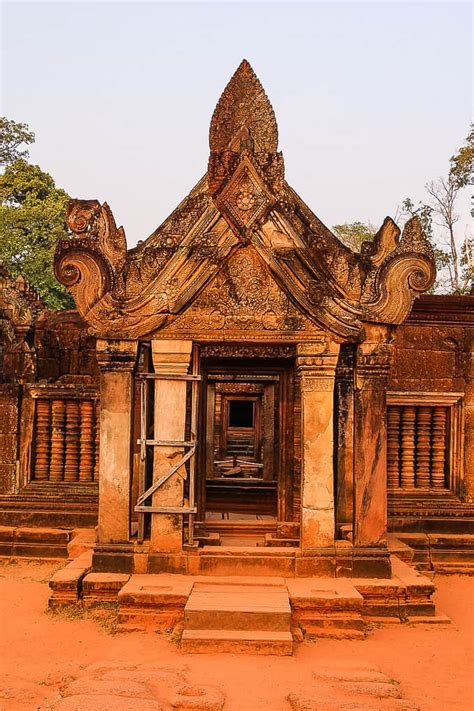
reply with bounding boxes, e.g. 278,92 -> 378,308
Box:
2,1 -> 472,246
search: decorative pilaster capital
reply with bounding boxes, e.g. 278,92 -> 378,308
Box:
296,338 -> 341,391
151,339 -> 193,375
96,339 -> 138,372
356,324 -> 395,388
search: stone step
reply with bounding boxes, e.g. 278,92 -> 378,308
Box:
181,629 -> 293,655
184,583 -> 291,631
0,525 -> 72,558
287,578 -> 366,639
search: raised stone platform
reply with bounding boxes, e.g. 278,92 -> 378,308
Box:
48,550 -> 93,608
47,553 -> 449,654
182,578 -> 293,654
393,533 -> 474,575
0,526 -> 72,559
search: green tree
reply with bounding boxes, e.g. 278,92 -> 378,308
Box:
333,221 -> 376,251
449,124 -> 474,189
0,117 -> 35,166
402,126 -> 473,294
0,159 -> 73,309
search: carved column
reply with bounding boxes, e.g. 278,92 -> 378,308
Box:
416,406 -> 432,488
95,339 -> 138,549
387,407 -> 401,489
463,331 -> 474,502
150,339 -> 193,554
400,406 -> 416,488
33,399 -> 50,481
297,338 -> 340,550
93,402 -> 100,482
64,400 -> 80,482
353,325 -> 393,553
335,345 -> 354,526
50,399 -> 66,482
431,406 -> 447,488
79,400 -> 94,482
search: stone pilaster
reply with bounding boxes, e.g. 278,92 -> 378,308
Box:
297,338 -> 340,550
335,345 -> 355,528
95,339 -> 138,550
353,325 -> 394,550
463,328 -> 474,503
150,340 -> 193,554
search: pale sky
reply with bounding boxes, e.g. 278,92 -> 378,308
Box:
2,1 -> 472,247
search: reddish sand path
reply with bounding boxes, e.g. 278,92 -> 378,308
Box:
0,560 -> 472,710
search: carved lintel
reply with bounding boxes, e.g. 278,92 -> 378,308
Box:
96,339 -> 138,372
201,343 -> 296,359
215,382 -> 264,394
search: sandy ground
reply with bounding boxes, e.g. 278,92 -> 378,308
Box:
0,559 -> 473,711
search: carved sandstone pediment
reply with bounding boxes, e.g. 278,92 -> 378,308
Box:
157,245 -> 322,339
55,60 -> 435,341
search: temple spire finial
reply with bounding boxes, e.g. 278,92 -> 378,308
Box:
209,59 -> 278,153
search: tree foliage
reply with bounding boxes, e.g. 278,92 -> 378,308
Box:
449,124 -> 474,189
0,117 -> 35,166
402,125 -> 473,294
0,159 -> 74,309
333,221 -> 376,251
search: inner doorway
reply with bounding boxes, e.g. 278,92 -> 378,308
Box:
198,357 -> 294,543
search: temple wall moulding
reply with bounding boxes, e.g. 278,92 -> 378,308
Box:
54,60 -> 436,344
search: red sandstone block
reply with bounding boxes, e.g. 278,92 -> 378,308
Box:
181,629 -> 293,655
0,526 -> 15,541
118,574 -> 193,606
83,573 -> 130,592
0,405 -> 18,434
0,434 -> 17,464
15,527 -> 71,544
287,578 -> 363,611
0,464 -> 15,495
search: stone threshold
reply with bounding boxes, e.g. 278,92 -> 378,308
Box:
92,540 -> 392,579
47,554 -> 449,654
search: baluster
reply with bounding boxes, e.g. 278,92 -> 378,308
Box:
93,401 -> 100,481
79,400 -> 94,482
415,406 -> 432,487
387,406 -> 401,488
64,400 -> 80,482
33,399 -> 50,480
400,406 -> 416,488
50,399 -> 66,481
431,406 -> 447,488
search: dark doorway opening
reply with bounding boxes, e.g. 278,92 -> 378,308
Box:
228,399 -> 254,428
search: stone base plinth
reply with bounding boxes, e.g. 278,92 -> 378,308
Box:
82,572 -> 130,607
288,577 -> 366,639
48,550 -> 93,608
117,573 -> 193,630
92,543 -> 134,573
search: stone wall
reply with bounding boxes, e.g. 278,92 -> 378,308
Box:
34,310 -> 99,381
389,294 -> 473,504
0,384 -> 20,494
0,270 -> 99,497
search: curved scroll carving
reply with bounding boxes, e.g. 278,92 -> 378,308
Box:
361,217 -> 436,323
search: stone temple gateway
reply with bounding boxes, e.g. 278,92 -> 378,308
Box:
52,59 -> 441,579
2,60 -> 472,650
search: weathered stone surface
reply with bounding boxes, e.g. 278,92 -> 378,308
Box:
52,695 -> 164,711
168,685 -> 225,711
63,678 -> 153,698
